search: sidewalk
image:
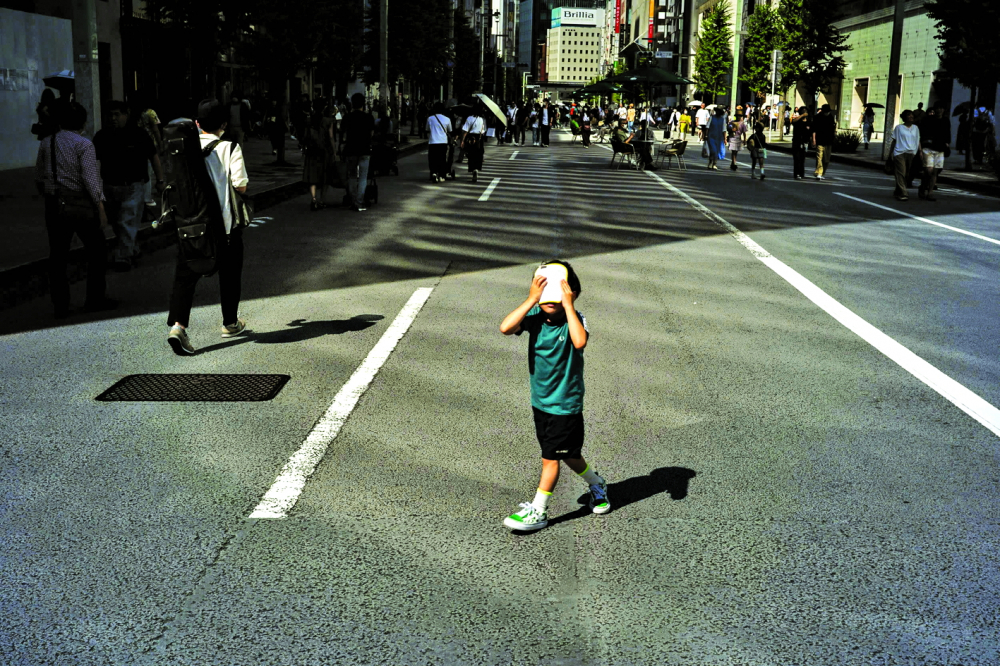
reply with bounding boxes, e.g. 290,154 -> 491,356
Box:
764,136 -> 1000,197
0,129 -> 428,310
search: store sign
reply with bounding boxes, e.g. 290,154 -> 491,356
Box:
552,7 -> 603,28
615,0 -> 621,33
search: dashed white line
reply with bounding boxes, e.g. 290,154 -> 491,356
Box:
509,151 -> 519,160
478,177 -> 501,202
834,192 -> 1000,246
645,169 -> 1000,440
249,287 -> 436,519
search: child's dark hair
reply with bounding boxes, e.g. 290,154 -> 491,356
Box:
540,259 -> 581,295
754,121 -> 764,133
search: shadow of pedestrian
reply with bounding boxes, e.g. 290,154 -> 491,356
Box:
195,314 -> 385,354
517,466 -> 698,533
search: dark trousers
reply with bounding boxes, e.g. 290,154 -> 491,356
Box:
167,228 -> 244,328
792,142 -> 808,177
428,143 -> 448,178
466,141 -> 485,172
540,124 -> 550,146
45,196 -> 106,312
513,125 -> 525,144
582,128 -> 591,146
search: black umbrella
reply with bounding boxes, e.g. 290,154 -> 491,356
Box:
42,70 -> 74,93
864,102 -> 884,109
579,81 -> 625,94
952,101 -> 972,116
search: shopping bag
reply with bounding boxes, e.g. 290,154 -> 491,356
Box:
486,127 -> 495,137
701,142 -> 709,158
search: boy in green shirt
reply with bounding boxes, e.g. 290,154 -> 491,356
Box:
499,260 -> 610,531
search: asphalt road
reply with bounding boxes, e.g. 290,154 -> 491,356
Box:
2,130 -> 999,666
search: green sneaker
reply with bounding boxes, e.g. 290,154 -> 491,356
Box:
588,478 -> 610,514
503,502 -> 548,531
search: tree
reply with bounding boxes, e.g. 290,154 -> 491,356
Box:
925,0 -> 1000,170
741,4 -> 782,102
777,0 -> 850,107
695,1 -> 733,103
364,0 -> 452,98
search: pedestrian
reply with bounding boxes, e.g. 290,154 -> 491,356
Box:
746,121 -> 768,180
93,100 -> 164,271
626,103 -> 636,131
912,102 -> 926,125
427,101 -> 452,183
540,101 -> 551,147
769,104 -> 778,131
34,101 -> 114,318
460,102 -> 487,183
970,104 -> 995,165
132,93 -> 164,206
790,106 -> 811,179
530,103 -> 541,146
861,105 -> 875,149
499,260 -> 608,532
890,109 -> 920,201
955,111 -> 970,155
302,107 -> 332,210
166,100 -> 249,355
728,114 -> 746,171
581,109 -> 592,148
917,102 -> 950,201
515,101 -> 530,146
264,99 -> 289,164
812,103 -> 836,180
695,103 -> 711,141
783,105 -> 791,134
667,106 -> 681,139
31,89 -> 59,141
340,93 -> 375,212
678,108 -> 691,137
223,91 -> 251,148
705,107 -> 727,170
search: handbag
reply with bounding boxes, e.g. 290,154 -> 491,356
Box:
225,142 -> 253,229
883,139 -> 896,175
701,142 -> 709,158
50,132 -> 97,223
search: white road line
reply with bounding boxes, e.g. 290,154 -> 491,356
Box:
509,151 -> 519,160
834,192 -> 1000,247
646,170 -> 1000,440
478,177 -> 501,201
249,287 -> 435,519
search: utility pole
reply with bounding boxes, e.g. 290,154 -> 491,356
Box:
446,0 -> 455,103
881,0 -> 905,162
379,0 -> 389,109
730,0 -> 745,110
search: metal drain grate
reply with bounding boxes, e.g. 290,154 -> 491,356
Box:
96,374 -> 291,402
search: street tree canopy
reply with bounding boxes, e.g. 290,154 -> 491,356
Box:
695,1 -> 733,102
741,4 -> 782,101
777,0 -> 850,104
925,0 -> 1000,99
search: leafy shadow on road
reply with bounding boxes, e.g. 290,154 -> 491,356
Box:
532,466 -> 698,532
195,315 -> 385,354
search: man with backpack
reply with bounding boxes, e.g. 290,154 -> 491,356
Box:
166,100 -> 249,356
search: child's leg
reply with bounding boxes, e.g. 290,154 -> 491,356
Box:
539,458 -> 561,493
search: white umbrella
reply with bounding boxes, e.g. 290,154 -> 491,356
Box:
473,93 -> 508,127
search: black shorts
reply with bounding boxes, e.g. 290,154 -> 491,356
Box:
532,407 -> 584,460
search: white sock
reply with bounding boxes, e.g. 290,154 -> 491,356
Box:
532,489 -> 552,511
578,464 -> 602,485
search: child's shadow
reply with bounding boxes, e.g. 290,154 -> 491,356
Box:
197,315 -> 384,354
544,466 -> 698,530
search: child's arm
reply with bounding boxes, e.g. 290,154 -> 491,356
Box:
500,275 -> 546,335
559,281 -> 588,350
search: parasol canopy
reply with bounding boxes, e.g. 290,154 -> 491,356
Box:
473,93 -> 507,127
864,102 -> 885,109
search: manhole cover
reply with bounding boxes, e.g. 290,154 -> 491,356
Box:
96,374 -> 290,402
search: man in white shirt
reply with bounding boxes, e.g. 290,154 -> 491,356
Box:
695,104 -> 711,141
426,102 -> 452,182
540,101 -> 551,147
891,109 -> 921,201
167,100 -> 250,355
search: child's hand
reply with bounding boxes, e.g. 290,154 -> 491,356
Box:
528,275 -> 547,304
560,279 -> 575,307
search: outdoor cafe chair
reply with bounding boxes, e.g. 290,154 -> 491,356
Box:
655,140 -> 688,171
610,138 -> 641,170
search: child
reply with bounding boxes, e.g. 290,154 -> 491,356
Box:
728,115 -> 747,171
499,260 -> 609,531
746,121 -> 768,180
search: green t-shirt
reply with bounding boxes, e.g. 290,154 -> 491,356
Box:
517,306 -> 588,415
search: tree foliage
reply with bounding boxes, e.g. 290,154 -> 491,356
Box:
741,4 -> 781,101
777,0 -> 850,102
925,0 -> 1000,94
695,1 -> 733,101
364,0 -> 453,95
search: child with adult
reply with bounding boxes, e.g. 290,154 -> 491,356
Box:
746,121 -> 768,180
499,260 -> 609,532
